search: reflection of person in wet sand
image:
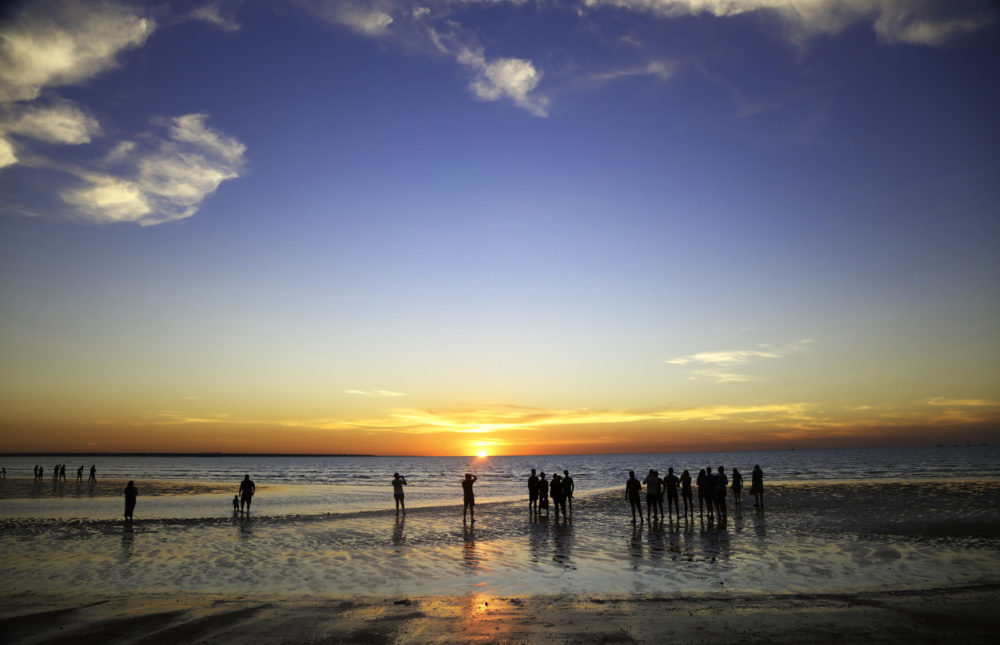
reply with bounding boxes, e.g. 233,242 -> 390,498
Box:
123,480 -> 137,521
751,464 -> 764,508
239,474 -> 255,514
392,472 -> 407,514
528,469 -> 539,514
625,471 -> 643,523
462,473 -> 477,523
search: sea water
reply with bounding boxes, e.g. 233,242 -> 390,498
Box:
1,445 -> 997,520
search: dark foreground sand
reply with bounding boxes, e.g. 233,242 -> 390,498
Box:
3,586 -> 999,644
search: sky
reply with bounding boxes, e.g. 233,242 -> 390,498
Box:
1,0 -> 998,457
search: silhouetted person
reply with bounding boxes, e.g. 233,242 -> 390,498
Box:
528,468 -> 539,514
550,474 -> 567,519
751,464 -> 764,508
60,464 -> 67,481
239,474 -> 255,513
696,468 -> 707,515
88,465 -> 96,484
731,467 -> 743,506
53,464 -> 59,481
1,466 -> 5,480
123,480 -> 137,521
232,495 -> 240,513
625,471 -> 643,522
39,466 -> 44,480
642,469 -> 661,521
76,465 -> 84,483
714,466 -> 728,522
701,468 -> 715,521
664,467 -> 680,519
563,470 -> 575,512
680,469 -> 693,517
538,472 -> 549,515
392,472 -> 407,514
462,473 -> 477,523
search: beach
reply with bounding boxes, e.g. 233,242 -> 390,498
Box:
2,475 -> 999,643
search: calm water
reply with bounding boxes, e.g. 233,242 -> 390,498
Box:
2,445 -> 997,520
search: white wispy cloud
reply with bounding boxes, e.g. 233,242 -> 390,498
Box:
667,338 -> 816,383
0,0 -> 153,103
297,0 -> 395,36
927,397 -> 1000,408
345,389 -> 410,397
61,113 -> 246,225
589,60 -> 675,85
578,0 -> 996,46
191,1 -> 244,32
431,28 -> 549,116
2,98 -> 102,145
0,1 -> 152,170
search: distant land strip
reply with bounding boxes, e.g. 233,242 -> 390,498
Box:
0,452 -> 376,458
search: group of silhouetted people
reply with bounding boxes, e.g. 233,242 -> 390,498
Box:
31,464 -> 94,483
525,468 -> 575,519
627,464 -> 764,523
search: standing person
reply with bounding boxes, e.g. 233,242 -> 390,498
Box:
527,469 -> 539,514
550,473 -> 567,519
563,470 -> 575,512
625,471 -> 643,522
680,469 -> 693,517
664,467 -> 680,520
123,481 -> 137,521
59,465 -> 67,481
696,468 -> 707,515
538,472 -> 549,516
714,466 -> 728,523
76,465 -> 84,483
238,474 -> 255,514
88,465 -> 96,484
751,464 -> 764,508
462,473 -> 478,523
642,469 -> 661,521
702,468 -> 715,522
392,472 -> 408,514
731,468 -> 743,506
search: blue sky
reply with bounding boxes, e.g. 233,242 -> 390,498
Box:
1,0 -> 998,455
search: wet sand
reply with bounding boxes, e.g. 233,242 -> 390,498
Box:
3,586 -> 999,644
2,480 -> 999,643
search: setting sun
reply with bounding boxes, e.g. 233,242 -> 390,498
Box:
477,450 -> 489,458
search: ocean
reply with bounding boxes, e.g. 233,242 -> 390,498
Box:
1,445 -> 997,520
2,446 -> 998,598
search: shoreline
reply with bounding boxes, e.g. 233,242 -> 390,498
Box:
3,585 -> 999,644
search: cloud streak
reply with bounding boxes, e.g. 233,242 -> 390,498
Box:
59,113 -> 245,225
667,339 -> 816,383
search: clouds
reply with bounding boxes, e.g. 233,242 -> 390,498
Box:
0,1 -> 150,170
0,0 -> 153,103
448,39 -> 550,117
579,0 -> 997,46
0,1 -> 245,225
61,114 -> 245,225
668,339 -> 816,383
